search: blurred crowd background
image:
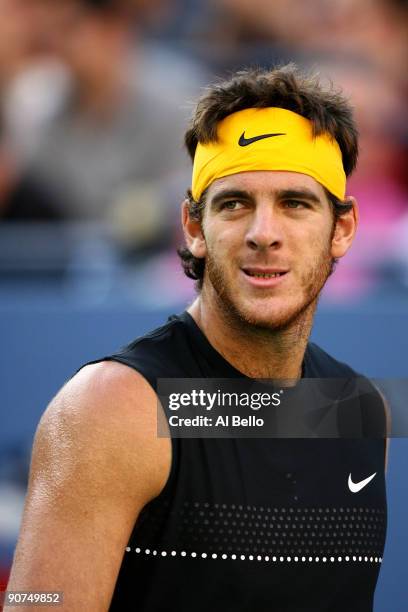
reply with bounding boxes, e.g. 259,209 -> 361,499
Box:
0,0 -> 407,602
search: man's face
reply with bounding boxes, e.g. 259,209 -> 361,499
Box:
198,170 -> 340,330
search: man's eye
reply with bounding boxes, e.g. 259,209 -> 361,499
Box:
285,200 -> 308,209
220,200 -> 244,211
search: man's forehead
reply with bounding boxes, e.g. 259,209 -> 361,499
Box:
206,170 -> 327,200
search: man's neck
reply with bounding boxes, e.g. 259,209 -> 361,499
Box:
188,294 -> 315,380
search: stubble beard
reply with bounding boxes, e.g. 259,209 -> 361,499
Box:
204,245 -> 334,334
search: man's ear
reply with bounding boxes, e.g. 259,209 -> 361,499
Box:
181,199 -> 207,258
331,196 -> 359,259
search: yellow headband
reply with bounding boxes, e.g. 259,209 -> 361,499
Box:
191,107 -> 346,201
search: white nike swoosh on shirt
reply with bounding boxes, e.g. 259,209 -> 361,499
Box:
348,472 -> 377,493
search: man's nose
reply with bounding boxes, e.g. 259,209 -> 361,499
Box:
245,204 -> 283,250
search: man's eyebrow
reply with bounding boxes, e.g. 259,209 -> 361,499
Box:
209,189 -> 252,208
277,188 -> 322,204
209,187 -> 323,208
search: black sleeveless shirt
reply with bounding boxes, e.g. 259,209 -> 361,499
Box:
92,312 -> 387,612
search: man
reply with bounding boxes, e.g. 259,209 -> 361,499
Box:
6,65 -> 387,611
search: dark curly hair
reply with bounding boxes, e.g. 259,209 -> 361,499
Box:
178,64 -> 359,290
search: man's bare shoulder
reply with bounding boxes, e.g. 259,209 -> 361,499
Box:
35,360 -> 171,505
48,360 -> 160,432
6,361 -> 171,608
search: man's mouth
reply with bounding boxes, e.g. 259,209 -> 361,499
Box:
245,271 -> 285,279
242,268 -> 288,279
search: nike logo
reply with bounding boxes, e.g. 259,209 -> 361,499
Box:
238,131 -> 286,146
348,472 -> 377,493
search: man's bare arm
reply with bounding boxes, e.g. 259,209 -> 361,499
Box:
5,361 -> 171,611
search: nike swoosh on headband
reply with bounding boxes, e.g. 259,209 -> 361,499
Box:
238,131 -> 287,146
348,472 -> 377,493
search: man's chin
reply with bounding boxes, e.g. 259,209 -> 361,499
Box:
228,301 -> 304,332
206,268 -> 320,332
228,289 -> 323,331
